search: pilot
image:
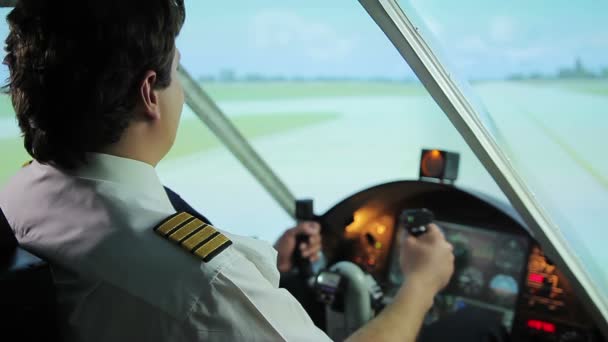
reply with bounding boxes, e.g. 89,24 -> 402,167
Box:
0,0 -> 454,341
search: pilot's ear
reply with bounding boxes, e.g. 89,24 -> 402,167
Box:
139,70 -> 161,121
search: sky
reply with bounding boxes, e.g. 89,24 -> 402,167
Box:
0,1 -> 606,81
175,0 -> 608,80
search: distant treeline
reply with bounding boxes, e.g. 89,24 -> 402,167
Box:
197,70 -> 416,83
198,58 -> 607,83
508,58 -> 607,81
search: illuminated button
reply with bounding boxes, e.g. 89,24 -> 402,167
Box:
527,320 -> 556,334
528,320 -> 542,330
529,273 -> 544,283
542,322 -> 556,333
375,242 -> 382,249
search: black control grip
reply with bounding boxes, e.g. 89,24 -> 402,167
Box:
399,208 -> 435,237
294,199 -> 315,278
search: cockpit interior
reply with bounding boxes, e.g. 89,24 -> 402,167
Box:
1,0 -> 607,341
311,176 -> 603,341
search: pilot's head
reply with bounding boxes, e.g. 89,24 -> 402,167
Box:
3,0 -> 186,168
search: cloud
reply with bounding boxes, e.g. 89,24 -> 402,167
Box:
586,34 -> 608,47
504,46 -> 547,61
404,0 -> 442,36
455,34 -> 549,66
249,9 -> 357,62
489,16 -> 516,43
460,36 -> 490,52
424,16 -> 443,37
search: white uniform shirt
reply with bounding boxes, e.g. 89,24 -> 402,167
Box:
0,154 -> 331,341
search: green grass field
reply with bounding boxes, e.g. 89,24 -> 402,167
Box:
0,135 -> 28,185
200,81 -> 427,101
520,79 -> 608,96
166,112 -> 338,160
2,79 -> 605,118
0,93 -> 13,117
1,79 -> 607,185
0,112 -> 338,185
0,82 -> 428,118
561,80 -> 608,96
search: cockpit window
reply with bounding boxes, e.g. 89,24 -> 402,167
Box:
161,0 -> 505,242
397,0 -> 608,309
156,102 -> 291,242
0,8 -> 28,184
0,2 -> 505,241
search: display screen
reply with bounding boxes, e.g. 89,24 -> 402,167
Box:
439,222 -> 528,307
389,221 -> 529,328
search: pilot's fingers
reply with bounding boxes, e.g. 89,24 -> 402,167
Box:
295,221 -> 320,246
310,251 -> 322,262
306,245 -> 322,262
300,233 -> 322,259
295,221 -> 321,236
418,223 -> 445,243
299,246 -> 321,260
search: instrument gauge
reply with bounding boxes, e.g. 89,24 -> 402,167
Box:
495,239 -> 526,273
457,267 -> 485,296
489,274 -> 518,306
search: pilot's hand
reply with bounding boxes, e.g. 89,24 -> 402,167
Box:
274,221 -> 322,273
400,223 -> 454,295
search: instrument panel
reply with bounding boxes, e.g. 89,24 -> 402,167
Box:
320,181 -> 603,341
384,220 -> 529,330
339,212 -> 601,340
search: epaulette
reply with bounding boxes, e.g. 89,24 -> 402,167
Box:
154,212 -> 232,262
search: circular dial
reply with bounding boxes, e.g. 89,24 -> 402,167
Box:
495,239 -> 526,273
489,274 -> 518,306
457,267 -> 485,296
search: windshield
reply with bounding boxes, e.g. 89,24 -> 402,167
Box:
0,8 -> 28,184
0,3 -> 605,303
397,0 -> 608,308
157,0 -> 505,240
0,2 -> 511,241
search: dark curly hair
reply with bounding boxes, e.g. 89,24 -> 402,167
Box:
3,0 -> 185,169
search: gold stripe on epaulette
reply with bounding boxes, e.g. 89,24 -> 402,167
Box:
154,211 -> 232,262
194,233 -> 232,262
182,225 -> 217,250
156,212 -> 193,235
22,160 -> 33,167
169,218 -> 207,242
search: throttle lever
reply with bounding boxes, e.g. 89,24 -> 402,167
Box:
293,199 -> 315,278
399,208 -> 435,237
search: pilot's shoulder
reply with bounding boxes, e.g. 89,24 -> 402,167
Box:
153,211 -> 233,263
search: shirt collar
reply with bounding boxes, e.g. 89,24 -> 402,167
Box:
73,153 -> 173,211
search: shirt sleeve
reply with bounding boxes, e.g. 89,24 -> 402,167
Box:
185,248 -> 332,342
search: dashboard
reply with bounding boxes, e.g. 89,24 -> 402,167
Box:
318,180 -> 603,342
388,221 -> 528,330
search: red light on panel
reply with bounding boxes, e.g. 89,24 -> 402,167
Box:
542,322 -> 556,333
529,273 -> 544,283
527,320 -> 556,334
528,320 -> 542,330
